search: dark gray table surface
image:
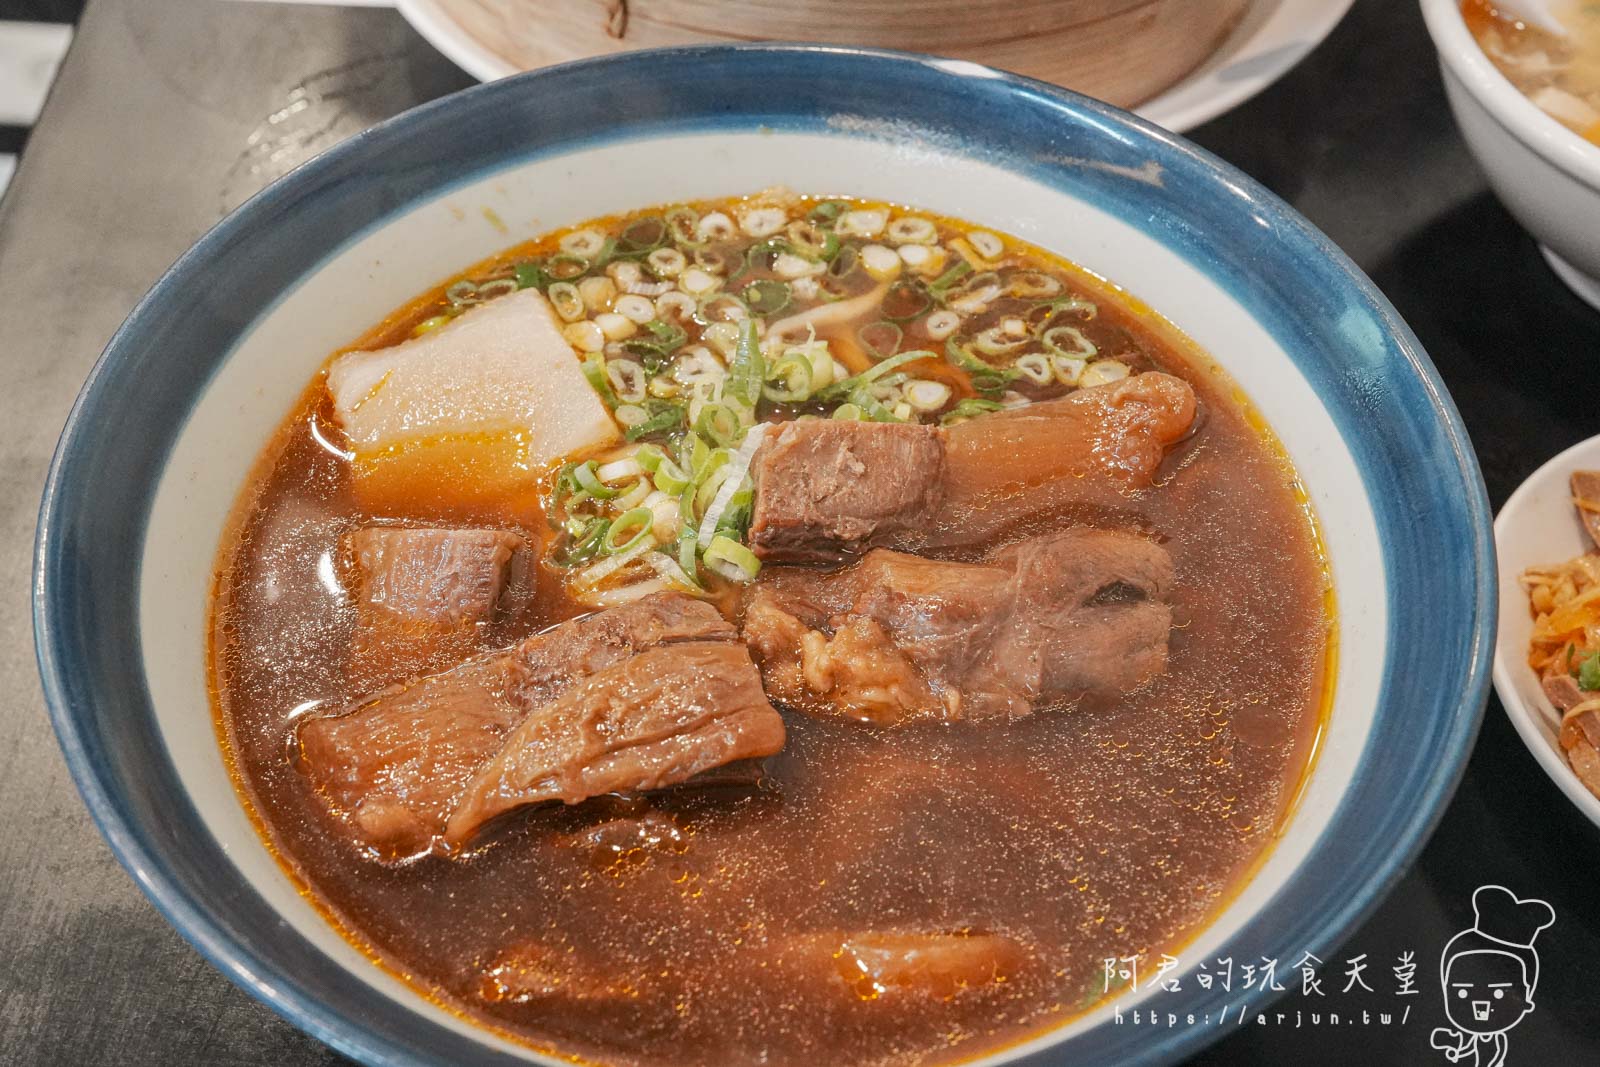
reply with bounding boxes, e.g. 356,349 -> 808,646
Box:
2,0 -> 1597,1063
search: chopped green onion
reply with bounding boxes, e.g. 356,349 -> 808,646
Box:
614,404 -> 649,428
1015,352 -> 1054,384
700,292 -> 750,324
605,360 -> 648,403
1028,295 -> 1098,328
820,349 -> 931,401
678,528 -> 700,583
556,516 -> 611,567
694,247 -> 732,273
940,398 -> 1005,425
545,253 -> 589,280
945,336 -> 1021,379
680,432 -> 711,481
944,337 -> 1020,398
1042,324 -> 1098,360
513,261 -> 547,290
1006,270 -> 1063,298
1577,651 -> 1600,690
741,279 -> 792,316
477,278 -> 519,300
695,455 -> 736,514
880,279 -> 932,322
622,318 -> 688,368
807,200 -> 851,224
857,321 -> 903,359
604,508 -> 655,554
572,460 -> 619,500
622,400 -> 685,441
548,282 -> 585,322
695,402 -> 744,448
786,219 -> 839,260
972,326 -> 1027,356
927,259 -> 973,296
583,351 -> 619,407
666,206 -> 703,248
652,456 -> 691,494
942,270 -> 1001,309
886,217 -> 937,245
763,352 -> 817,403
848,389 -> 904,423
618,216 -> 666,253
585,237 -> 620,272
727,318 -> 765,410
695,424 -> 769,549
411,314 -> 451,336
704,535 -> 762,583
831,403 -> 863,421
827,245 -> 860,279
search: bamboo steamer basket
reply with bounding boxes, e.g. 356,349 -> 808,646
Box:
421,0 -> 1252,108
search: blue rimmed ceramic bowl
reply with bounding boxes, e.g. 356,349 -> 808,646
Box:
34,45 -> 1493,1067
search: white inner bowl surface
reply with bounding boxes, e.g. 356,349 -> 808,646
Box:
137,131 -> 1386,1063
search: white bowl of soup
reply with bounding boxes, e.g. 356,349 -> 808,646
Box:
1422,0 -> 1600,310
34,46 -> 1493,1067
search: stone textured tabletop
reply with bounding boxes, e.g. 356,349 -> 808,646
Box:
2,0 -> 1596,1064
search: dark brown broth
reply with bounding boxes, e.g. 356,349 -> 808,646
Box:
210,200 -> 1331,1067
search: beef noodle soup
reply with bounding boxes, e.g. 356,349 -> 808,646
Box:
1464,0 -> 1600,144
210,190 -> 1333,1066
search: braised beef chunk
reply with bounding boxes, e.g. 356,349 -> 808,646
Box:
935,372 -> 1197,545
1573,471 -> 1600,548
299,593 -> 775,858
348,527 -> 526,627
502,594 -> 734,710
744,528 -> 1172,724
299,653 -> 522,858
748,374 -> 1196,561
748,420 -> 946,562
445,642 -> 785,844
975,528 -> 1173,717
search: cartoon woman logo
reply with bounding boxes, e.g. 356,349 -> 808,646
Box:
1429,885 -> 1555,1067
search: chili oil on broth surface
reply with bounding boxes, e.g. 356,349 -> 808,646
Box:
209,191 -> 1333,1067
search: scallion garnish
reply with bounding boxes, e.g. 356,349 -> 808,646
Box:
603,507 -> 655,554
762,352 -> 817,403
941,398 -> 1005,425
827,245 -> 860,279
665,206 -> 702,248
742,279 -> 792,316
820,349 -> 929,402
581,351 -> 620,409
857,321 -> 903,360
703,535 -> 762,583
572,460 -> 620,501
927,259 -> 972,296
880,279 -> 932,322
622,319 -> 688,368
618,216 -> 667,253
546,252 -> 589,280
623,399 -> 686,441
807,200 -> 851,224
726,318 -> 765,411
1579,651 -> 1600,691
1042,324 -> 1098,360
513,260 -> 547,290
